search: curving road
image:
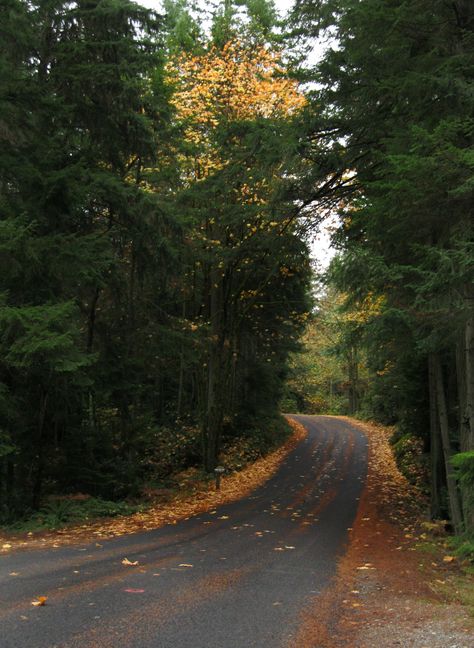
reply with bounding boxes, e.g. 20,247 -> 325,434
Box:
0,416 -> 368,648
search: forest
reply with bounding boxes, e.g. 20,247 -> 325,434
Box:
0,0 -> 473,540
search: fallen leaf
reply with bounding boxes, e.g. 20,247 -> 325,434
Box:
32,596 -> 47,607
178,563 -> 193,568
123,588 -> 145,593
443,555 -> 455,563
122,558 -> 139,566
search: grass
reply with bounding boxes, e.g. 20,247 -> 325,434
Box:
415,526 -> 474,618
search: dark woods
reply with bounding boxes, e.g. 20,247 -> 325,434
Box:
0,0 -> 311,519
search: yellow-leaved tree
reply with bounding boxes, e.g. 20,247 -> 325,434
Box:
168,39 -> 310,471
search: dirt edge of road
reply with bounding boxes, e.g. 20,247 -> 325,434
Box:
1,418 -> 307,554
293,416 -> 474,648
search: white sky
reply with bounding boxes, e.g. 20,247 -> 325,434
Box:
138,0 -> 336,268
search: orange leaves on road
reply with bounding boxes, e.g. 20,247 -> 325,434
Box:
31,596 -> 47,607
2,419 -> 306,552
121,557 -> 139,566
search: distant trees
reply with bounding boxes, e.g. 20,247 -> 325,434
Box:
291,0 -> 474,532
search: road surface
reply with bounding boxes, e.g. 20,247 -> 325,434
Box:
0,415 -> 368,648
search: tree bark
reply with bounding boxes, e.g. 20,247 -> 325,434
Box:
428,355 -> 442,519
433,354 -> 463,532
177,302 -> 186,419
202,268 -> 229,472
464,299 -> 474,450
32,389 -> 49,510
347,345 -> 359,414
462,298 -> 474,532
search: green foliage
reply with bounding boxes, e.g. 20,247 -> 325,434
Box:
0,0 -> 312,519
290,0 -> 474,532
3,497 -> 145,532
221,415 -> 291,471
144,425 -> 202,479
448,535 -> 474,562
452,452 -> 474,502
282,321 -> 349,414
391,431 -> 428,492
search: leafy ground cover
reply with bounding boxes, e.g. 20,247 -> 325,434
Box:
0,418 -> 306,553
293,418 -> 474,648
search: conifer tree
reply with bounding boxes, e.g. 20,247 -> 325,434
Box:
291,0 -> 474,530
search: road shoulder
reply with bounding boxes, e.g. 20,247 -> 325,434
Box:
1,418 -> 307,554
293,416 -> 474,648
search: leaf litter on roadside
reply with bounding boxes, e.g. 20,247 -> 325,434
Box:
1,419 -> 307,553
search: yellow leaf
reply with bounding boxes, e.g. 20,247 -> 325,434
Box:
32,596 -> 47,607
122,558 -> 139,566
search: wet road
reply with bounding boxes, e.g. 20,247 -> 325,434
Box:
0,416 -> 368,648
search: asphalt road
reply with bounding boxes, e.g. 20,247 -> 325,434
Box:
0,415 -> 368,648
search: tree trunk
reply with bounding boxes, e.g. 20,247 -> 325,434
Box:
177,302 -> 186,419
462,298 -> 474,532
428,355 -> 442,519
347,345 -> 359,414
202,269 -> 228,472
87,287 -> 100,352
464,299 -> 474,450
433,354 -> 463,533
203,344 -> 224,472
32,389 -> 49,510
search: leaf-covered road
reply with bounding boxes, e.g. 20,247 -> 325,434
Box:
0,416 -> 368,648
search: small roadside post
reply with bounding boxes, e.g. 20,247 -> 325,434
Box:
214,466 -> 225,490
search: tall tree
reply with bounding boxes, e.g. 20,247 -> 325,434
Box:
291,0 -> 474,530
168,37 -> 310,469
0,0 -> 174,513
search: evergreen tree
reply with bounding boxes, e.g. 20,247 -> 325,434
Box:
0,0 -> 174,515
291,0 -> 474,531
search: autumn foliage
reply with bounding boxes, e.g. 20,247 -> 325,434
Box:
170,40 -> 304,140
168,40 -> 305,177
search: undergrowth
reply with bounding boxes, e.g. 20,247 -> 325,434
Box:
3,497 -> 146,533
2,417 -> 292,534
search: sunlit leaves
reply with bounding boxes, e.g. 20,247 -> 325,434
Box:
168,39 -> 305,178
